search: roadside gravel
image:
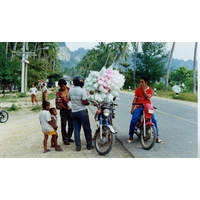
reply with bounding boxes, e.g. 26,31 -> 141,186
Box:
0,97 -> 133,158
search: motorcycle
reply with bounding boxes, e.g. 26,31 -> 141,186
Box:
91,97 -> 117,155
133,103 -> 157,150
0,107 -> 9,123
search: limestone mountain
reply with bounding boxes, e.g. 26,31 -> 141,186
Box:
57,42 -> 88,70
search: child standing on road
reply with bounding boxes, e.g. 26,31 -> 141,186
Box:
29,84 -> 39,105
49,107 -> 59,148
42,83 -> 48,102
39,101 -> 63,153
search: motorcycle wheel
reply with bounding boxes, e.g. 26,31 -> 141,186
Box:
140,125 -> 156,150
94,126 -> 115,155
0,110 -> 9,123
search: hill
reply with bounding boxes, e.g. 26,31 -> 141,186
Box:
57,42 -> 197,71
57,42 -> 88,70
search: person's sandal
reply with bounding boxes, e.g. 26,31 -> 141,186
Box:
156,138 -> 162,143
126,139 -> 133,144
55,147 -> 63,152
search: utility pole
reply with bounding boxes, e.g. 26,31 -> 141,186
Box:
21,42 -> 25,93
24,42 -> 29,94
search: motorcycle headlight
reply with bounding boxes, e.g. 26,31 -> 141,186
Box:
103,109 -> 110,117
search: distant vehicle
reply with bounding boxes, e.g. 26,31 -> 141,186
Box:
47,82 -> 55,88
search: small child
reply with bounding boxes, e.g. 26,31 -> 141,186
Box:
49,107 -> 59,148
39,101 -> 63,153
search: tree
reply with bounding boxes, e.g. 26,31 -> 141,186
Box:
192,42 -> 198,93
76,43 -> 115,77
0,42 -> 21,93
111,42 -> 131,71
131,42 -> 138,89
164,42 -> 175,91
0,42 -> 61,92
169,66 -> 193,91
135,42 -> 169,85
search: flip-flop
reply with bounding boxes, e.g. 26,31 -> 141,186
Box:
55,148 -> 63,152
43,149 -> 51,153
126,139 -> 133,144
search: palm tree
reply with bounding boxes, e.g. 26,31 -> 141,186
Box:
192,42 -> 198,94
96,42 -> 112,67
165,42 -> 175,91
6,42 -> 8,59
10,42 -> 18,62
111,42 -> 130,71
131,42 -> 138,89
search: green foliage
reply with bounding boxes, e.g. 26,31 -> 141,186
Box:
31,105 -> 42,112
172,92 -> 197,102
47,72 -> 63,82
152,90 -> 197,102
7,103 -> 19,111
75,42 -> 131,77
0,94 -> 17,102
17,93 -> 28,98
169,66 -> 197,92
0,42 -> 61,92
135,42 -> 169,84
124,68 -> 134,89
0,43 -> 21,91
47,89 -> 57,100
152,82 -> 165,90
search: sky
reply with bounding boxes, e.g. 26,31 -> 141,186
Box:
65,42 -> 197,61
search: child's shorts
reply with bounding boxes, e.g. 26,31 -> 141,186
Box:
44,130 -> 56,136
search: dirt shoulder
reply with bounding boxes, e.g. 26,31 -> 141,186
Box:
0,93 -> 133,158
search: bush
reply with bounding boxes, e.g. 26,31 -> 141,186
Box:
7,104 -> 19,111
152,82 -> 164,91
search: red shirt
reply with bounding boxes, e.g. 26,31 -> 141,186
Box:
134,86 -> 152,105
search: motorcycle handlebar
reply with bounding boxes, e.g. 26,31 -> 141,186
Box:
89,100 -> 117,107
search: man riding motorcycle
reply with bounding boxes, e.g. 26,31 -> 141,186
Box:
126,75 -> 162,144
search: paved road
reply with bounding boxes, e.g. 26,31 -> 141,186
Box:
89,91 -> 198,158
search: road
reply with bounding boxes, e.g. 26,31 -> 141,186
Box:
89,91 -> 198,158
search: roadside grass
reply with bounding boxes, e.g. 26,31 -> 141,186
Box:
0,94 -> 18,102
0,87 -> 57,103
0,92 -> 29,102
1,87 -> 197,103
6,103 -> 21,111
47,88 -> 57,100
156,90 -> 198,102
31,105 -> 42,112
122,89 -> 198,102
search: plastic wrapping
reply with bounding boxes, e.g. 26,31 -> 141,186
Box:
84,66 -> 125,103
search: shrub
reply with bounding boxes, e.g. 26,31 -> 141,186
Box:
7,104 -> 19,111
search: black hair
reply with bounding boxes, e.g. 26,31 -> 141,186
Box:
42,101 -> 50,109
140,75 -> 149,84
49,107 -> 56,114
58,79 -> 67,86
